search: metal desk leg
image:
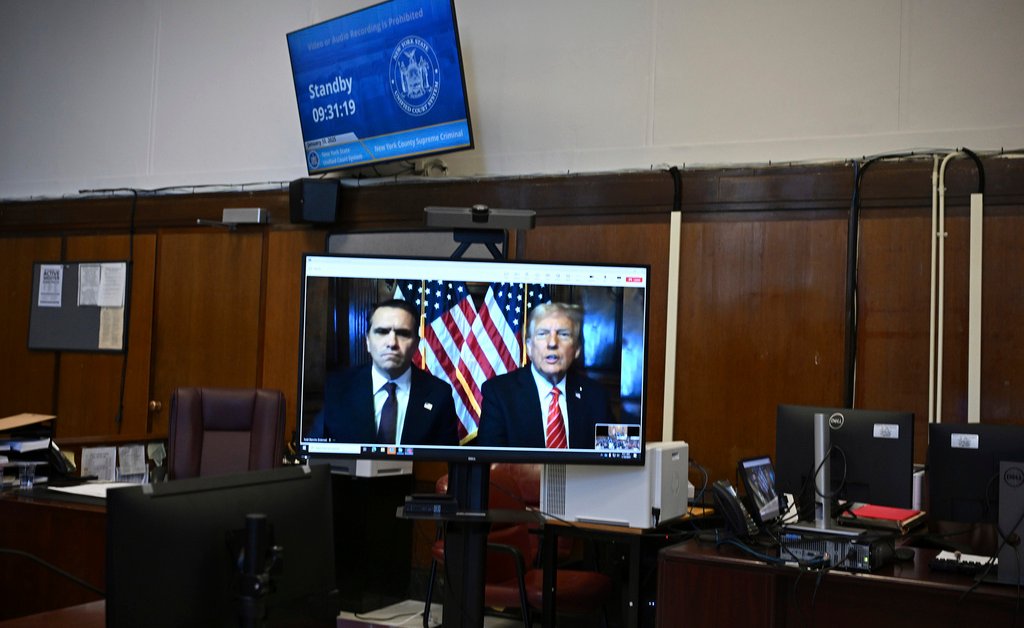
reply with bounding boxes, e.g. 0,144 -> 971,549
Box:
542,524 -> 556,626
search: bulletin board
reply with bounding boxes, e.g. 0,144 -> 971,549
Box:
28,261 -> 128,352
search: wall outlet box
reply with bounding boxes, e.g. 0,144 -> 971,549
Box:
222,207 -> 267,224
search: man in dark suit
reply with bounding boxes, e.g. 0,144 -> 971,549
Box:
476,302 -> 612,449
305,299 -> 459,446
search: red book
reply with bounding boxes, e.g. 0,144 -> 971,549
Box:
851,504 -> 921,521
838,503 -> 926,534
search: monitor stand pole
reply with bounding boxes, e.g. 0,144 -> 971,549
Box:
440,462 -> 491,628
236,513 -> 281,628
436,222 -> 509,625
785,413 -> 861,537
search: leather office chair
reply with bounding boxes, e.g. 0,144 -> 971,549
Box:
491,462 -> 574,563
423,467 -> 611,627
166,387 -> 286,480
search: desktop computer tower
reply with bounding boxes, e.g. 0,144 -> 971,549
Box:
540,441 -> 689,528
997,460 -> 1024,585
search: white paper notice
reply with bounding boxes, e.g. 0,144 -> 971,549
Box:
81,446 -> 118,482
38,264 -> 63,307
78,263 -> 101,306
98,307 -> 124,350
118,444 -> 147,476
98,262 -> 126,307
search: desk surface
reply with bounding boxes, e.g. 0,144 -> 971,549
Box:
0,601 -> 105,628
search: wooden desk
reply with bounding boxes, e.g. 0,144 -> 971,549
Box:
0,490 -> 106,620
656,540 -> 1021,628
541,516 -> 702,628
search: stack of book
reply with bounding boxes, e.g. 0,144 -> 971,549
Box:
0,413 -> 56,487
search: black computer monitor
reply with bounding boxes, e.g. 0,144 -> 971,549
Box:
775,405 -> 916,519
927,422 -> 1024,524
296,253 -> 651,468
106,465 -> 339,628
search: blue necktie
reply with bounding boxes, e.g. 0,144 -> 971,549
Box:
377,382 -> 398,444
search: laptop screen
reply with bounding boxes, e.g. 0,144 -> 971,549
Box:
738,455 -> 782,525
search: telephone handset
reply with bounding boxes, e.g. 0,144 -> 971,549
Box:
711,479 -> 759,538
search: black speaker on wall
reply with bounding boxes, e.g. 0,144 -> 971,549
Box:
289,178 -> 339,224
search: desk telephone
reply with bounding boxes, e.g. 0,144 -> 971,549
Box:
712,479 -> 759,538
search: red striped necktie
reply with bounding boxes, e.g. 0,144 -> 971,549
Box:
545,387 -> 567,449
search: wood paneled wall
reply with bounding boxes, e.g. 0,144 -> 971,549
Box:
2,158 -> 1022,490
672,158 -> 1024,483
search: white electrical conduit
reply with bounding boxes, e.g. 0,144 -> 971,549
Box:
932,151 -> 984,425
662,210 -> 681,442
967,192 -> 983,423
934,151 -> 959,425
928,156 -> 939,424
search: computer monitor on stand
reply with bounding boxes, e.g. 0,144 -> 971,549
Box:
776,404 -> 915,523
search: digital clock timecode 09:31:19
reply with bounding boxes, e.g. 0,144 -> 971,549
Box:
311,99 -> 356,123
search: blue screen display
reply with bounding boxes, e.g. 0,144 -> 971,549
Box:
287,0 -> 473,173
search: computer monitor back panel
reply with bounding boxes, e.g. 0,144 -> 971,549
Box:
928,422 -> 1024,524
998,460 -> 1024,585
775,405 -> 915,511
106,465 -> 338,628
540,441 -> 688,529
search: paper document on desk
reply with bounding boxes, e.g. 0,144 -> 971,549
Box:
49,482 -> 137,499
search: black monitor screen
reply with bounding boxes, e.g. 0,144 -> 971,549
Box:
297,254 -> 651,466
927,422 -> 1024,524
775,405 -> 915,512
106,465 -> 338,628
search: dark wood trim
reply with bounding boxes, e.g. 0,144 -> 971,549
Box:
0,190 -> 292,234
4,158 -> 1022,234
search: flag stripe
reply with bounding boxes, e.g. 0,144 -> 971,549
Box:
391,279 -> 550,443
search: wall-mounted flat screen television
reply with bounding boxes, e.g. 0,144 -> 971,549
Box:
286,0 -> 473,174
296,254 -> 651,466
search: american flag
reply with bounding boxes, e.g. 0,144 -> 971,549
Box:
473,282 -> 550,374
394,279 -> 550,443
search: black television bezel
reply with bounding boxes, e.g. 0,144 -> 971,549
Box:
775,404 -> 916,511
285,0 -> 474,175
105,465 -> 338,627
927,422 -> 1024,524
295,252 -> 652,467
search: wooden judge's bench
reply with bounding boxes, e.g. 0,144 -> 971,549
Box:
655,539 -> 1020,628
0,491 -> 106,621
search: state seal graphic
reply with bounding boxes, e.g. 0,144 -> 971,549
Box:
389,36 -> 441,116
